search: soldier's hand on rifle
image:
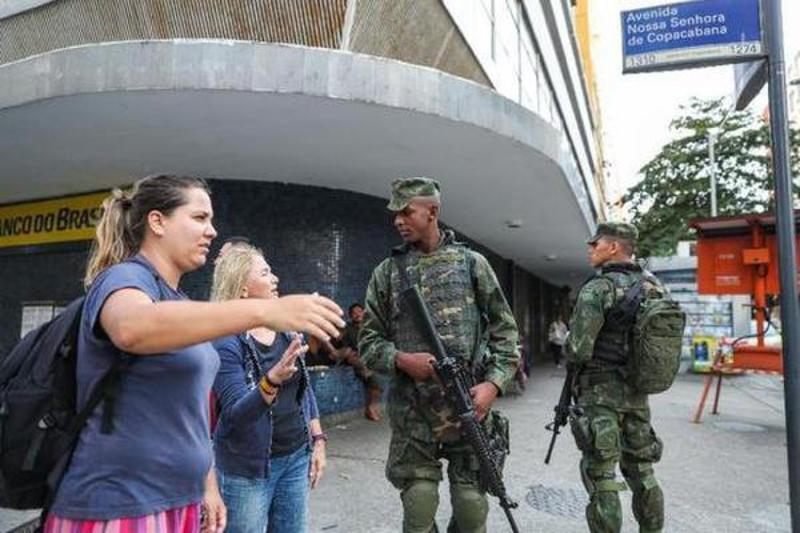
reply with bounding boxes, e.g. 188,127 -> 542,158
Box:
395,351 -> 437,382
470,382 -> 500,421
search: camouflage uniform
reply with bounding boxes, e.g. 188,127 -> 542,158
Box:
360,177 -> 520,533
566,222 -> 665,533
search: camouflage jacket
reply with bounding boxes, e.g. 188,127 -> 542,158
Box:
359,230 -> 520,395
565,262 -> 645,370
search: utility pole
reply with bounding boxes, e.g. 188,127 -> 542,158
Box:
707,130 -> 718,217
765,1 -> 800,529
706,106 -> 736,218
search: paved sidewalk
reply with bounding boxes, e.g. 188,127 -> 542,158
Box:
309,366 -> 790,532
0,365 -> 790,532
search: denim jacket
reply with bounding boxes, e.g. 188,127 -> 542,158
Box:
212,332 -> 319,478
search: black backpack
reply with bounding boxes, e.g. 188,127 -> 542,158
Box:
0,296 -> 128,511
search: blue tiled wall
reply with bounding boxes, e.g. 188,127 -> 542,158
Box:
309,366 -> 372,416
0,180 -> 558,408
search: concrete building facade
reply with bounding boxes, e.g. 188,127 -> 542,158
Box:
0,1 -> 605,379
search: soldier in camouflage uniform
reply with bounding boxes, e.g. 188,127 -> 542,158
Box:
566,222 -> 665,533
359,177 -> 520,533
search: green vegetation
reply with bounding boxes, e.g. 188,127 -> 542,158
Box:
623,98 -> 800,257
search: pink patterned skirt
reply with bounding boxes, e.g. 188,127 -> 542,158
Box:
43,503 -> 201,533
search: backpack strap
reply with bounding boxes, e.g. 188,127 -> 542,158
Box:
605,278 -> 646,330
34,355 -> 129,533
589,270 -> 644,371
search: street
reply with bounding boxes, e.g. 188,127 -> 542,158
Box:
309,366 -> 789,533
1,365 -> 790,533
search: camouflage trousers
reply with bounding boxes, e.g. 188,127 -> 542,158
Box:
571,375 -> 664,533
385,402 -> 505,532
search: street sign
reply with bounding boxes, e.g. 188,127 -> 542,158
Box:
622,0 -> 765,73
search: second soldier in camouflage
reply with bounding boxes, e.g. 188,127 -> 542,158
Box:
359,177 -> 520,533
566,222 -> 665,533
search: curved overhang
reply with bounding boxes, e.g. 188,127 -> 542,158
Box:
0,40 -> 597,283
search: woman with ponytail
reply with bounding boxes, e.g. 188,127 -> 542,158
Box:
45,175 -> 344,533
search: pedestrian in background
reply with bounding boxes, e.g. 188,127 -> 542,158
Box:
548,315 -> 569,367
211,244 -> 328,533
45,175 -> 343,533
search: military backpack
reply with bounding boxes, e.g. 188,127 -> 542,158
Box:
605,269 -> 687,394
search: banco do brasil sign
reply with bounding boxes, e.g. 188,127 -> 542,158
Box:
0,191 -> 107,249
622,0 -> 764,73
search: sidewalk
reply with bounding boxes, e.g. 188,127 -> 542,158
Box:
0,365 -> 790,532
309,365 -> 790,532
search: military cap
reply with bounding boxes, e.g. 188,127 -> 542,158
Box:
387,177 -> 441,211
587,222 -> 638,244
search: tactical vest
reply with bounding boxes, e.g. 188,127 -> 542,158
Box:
390,242 -> 482,441
591,266 -> 644,367
390,246 -> 480,361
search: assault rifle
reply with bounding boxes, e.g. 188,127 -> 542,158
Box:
544,366 -> 582,464
400,285 -> 520,533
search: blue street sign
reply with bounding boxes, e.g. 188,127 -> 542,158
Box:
621,0 -> 765,73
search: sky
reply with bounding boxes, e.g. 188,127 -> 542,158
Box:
592,0 -> 800,211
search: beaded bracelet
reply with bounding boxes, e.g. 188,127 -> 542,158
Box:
258,375 -> 280,397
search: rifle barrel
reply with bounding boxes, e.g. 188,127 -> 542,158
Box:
502,503 -> 521,533
544,426 -> 559,465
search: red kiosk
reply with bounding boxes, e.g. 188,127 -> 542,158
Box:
690,212 -> 800,422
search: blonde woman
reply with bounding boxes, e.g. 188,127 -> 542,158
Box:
211,245 -> 326,533
46,175 -> 343,533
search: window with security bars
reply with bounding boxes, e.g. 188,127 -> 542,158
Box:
20,302 -> 66,339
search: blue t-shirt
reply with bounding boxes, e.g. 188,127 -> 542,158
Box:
51,256 -> 220,520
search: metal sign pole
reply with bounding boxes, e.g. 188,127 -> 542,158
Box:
707,130 -> 718,217
765,0 -> 800,528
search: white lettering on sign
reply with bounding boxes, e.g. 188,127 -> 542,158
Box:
625,6 -> 678,23
646,25 -> 728,44
671,13 -> 726,28
627,21 -> 668,34
625,5 -> 733,50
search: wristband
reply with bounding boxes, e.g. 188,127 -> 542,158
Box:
311,432 -> 328,443
259,375 -> 280,396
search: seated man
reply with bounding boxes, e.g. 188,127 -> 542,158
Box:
306,334 -> 337,367
336,303 -> 383,421
306,303 -> 383,421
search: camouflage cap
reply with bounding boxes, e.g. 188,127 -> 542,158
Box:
387,177 -> 441,212
587,222 -> 638,244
